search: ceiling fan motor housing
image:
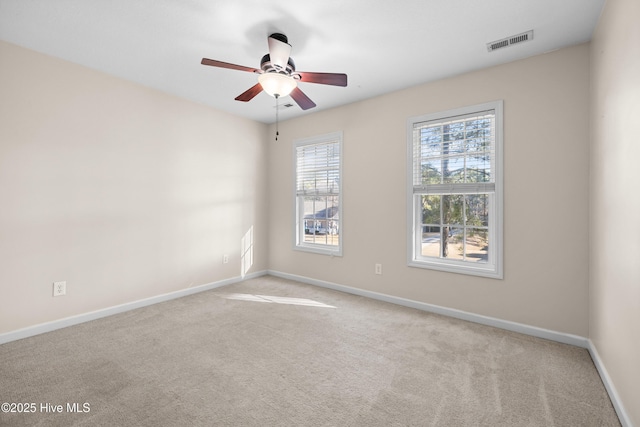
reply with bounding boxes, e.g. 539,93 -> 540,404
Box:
260,54 -> 297,77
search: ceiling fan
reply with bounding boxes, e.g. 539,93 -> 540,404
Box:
201,33 -> 347,110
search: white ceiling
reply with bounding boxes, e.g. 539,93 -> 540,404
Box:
0,0 -> 604,124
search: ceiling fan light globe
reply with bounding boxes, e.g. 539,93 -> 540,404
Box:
258,73 -> 297,98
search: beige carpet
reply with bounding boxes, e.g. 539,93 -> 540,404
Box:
0,275 -> 620,426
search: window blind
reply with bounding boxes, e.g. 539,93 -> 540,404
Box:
412,110 -> 496,195
296,141 -> 340,196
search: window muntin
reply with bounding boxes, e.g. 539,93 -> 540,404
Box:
408,102 -> 502,278
295,132 -> 342,255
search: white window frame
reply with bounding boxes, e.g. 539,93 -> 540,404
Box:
406,101 -> 503,279
293,131 -> 343,256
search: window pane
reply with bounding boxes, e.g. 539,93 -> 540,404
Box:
442,195 -> 463,226
421,195 -> 441,226
445,122 -> 465,151
302,196 -> 317,244
465,118 -> 492,138
420,226 -> 441,258
420,160 -> 442,184
420,127 -> 442,157
445,227 -> 464,260
302,196 -> 339,247
465,194 -> 489,227
327,195 -> 340,241
466,136 -> 491,154
442,156 -> 465,184
465,229 -> 488,263
465,154 -> 491,183
443,137 -> 465,155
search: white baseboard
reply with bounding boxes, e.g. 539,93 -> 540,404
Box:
0,270 -> 267,345
2,270 -> 587,349
268,270 -> 590,348
588,340 -> 632,427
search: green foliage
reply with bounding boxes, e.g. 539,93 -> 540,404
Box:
421,195 -> 440,225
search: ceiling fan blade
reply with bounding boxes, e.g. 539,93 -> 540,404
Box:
267,33 -> 291,71
201,58 -> 260,73
235,83 -> 263,102
290,87 -> 316,110
297,72 -> 348,87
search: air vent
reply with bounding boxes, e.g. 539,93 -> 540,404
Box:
487,30 -> 534,52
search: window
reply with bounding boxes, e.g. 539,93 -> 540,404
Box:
294,132 -> 342,255
407,101 -> 503,278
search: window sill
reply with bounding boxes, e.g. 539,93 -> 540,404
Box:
408,259 -> 502,279
295,244 -> 342,257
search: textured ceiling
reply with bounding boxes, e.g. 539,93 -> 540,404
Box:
0,0 -> 605,123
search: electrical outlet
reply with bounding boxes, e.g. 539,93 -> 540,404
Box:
53,281 -> 66,297
223,254 -> 229,264
375,264 -> 382,275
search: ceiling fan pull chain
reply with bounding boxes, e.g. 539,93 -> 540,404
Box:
275,94 -> 279,141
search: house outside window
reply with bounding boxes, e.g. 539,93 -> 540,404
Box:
407,101 -> 503,278
294,132 -> 343,256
